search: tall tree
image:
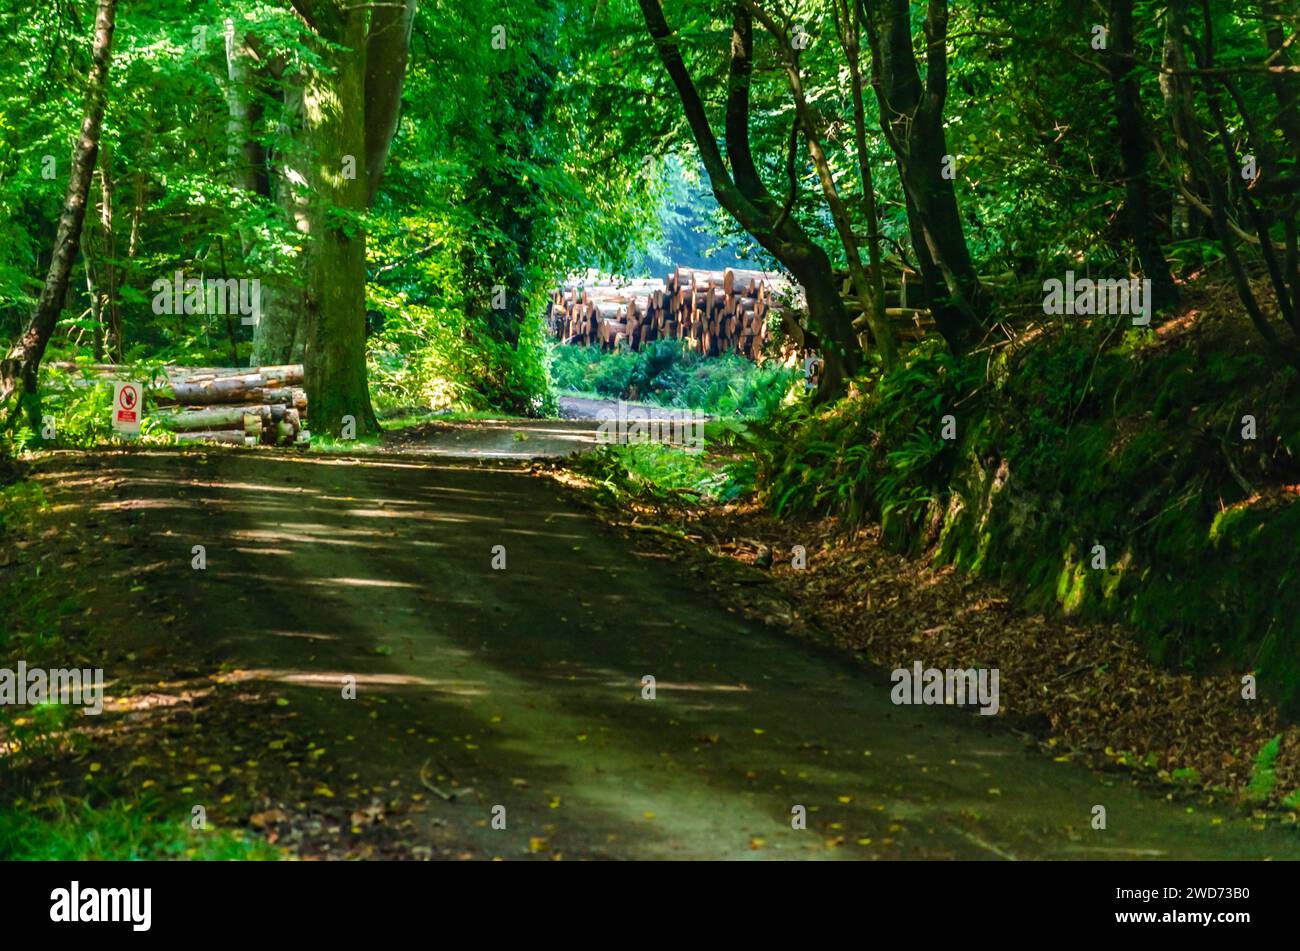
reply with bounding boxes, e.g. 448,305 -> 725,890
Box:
741,0 -> 898,369
1108,0 -> 1178,312
862,0 -> 986,354
638,0 -> 863,400
224,18 -> 306,368
836,0 -> 891,367
287,0 -> 416,437
0,0 -> 117,432
1163,0 -> 1300,365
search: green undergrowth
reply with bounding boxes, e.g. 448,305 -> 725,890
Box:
549,339 -> 799,418
0,800 -> 281,860
369,291 -> 556,418
756,316 -> 1300,712
309,433 -> 385,453
0,475 -> 44,536
568,438 -> 745,509
0,477 -> 70,660
4,361 -> 176,454
1247,735 -> 1284,804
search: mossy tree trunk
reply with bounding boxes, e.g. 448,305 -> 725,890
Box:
296,3 -> 374,435
289,0 -> 416,436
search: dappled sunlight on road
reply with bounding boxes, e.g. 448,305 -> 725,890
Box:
20,446 -> 1300,861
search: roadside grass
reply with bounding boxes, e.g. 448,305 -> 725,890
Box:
308,433 -> 385,454
1247,735 -> 1283,804
307,407 -> 534,451
0,800 -> 281,860
380,408 -> 529,429
0,476 -> 46,535
567,439 -> 752,510
6,362 -> 178,453
0,479 -> 70,659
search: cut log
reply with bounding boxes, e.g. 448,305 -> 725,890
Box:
42,363 -> 311,447
152,403 -> 269,431
547,268 -> 826,360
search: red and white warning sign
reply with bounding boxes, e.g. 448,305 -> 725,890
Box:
112,380 -> 142,435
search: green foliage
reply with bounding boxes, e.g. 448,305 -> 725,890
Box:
3,0 -> 670,420
362,0 -> 662,416
0,800 -> 280,861
1247,735 -> 1283,803
1,702 -> 81,774
369,289 -> 519,414
548,340 -> 799,418
1,480 -> 83,665
570,442 -> 735,509
308,433 -> 383,454
752,318 -> 1300,710
16,360 -> 174,451
629,154 -> 752,273
759,339 -> 971,531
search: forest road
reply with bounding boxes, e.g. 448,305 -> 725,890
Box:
379,396 -> 702,459
48,446 -> 1300,860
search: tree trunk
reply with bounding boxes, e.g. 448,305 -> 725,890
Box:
744,0 -> 898,370
1164,0 -> 1300,364
224,19 -> 261,197
839,0 -> 892,366
0,0 -> 117,432
288,0 -> 415,435
1261,0 -> 1300,319
254,77 -> 309,367
298,6 -> 376,436
1159,16 -> 1201,242
82,224 -> 104,361
98,151 -> 122,360
363,0 -> 417,205
228,20 -> 305,368
864,0 -> 986,354
638,0 -> 861,400
1109,0 -> 1178,312
1261,0 -> 1300,157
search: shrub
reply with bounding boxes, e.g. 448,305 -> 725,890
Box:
548,339 -> 799,418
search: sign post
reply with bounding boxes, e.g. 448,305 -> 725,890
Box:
112,380 -> 142,437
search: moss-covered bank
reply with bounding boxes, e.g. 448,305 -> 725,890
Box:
761,301 -> 1300,712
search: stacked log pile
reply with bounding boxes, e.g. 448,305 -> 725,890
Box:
548,267 -> 789,359
547,263 -> 937,360
47,363 -> 310,446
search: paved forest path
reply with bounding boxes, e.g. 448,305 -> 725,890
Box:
27,440 -> 1300,860
380,396 -> 699,458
